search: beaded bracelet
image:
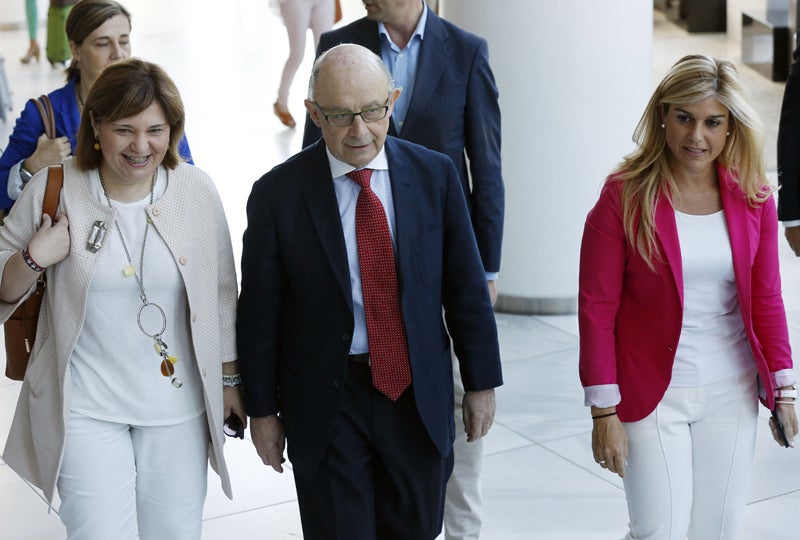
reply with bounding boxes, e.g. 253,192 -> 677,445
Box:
222,373 -> 243,387
22,247 -> 45,272
591,411 -> 618,420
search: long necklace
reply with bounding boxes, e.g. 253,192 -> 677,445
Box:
98,167 -> 182,388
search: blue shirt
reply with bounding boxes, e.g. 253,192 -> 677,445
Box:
378,3 -> 428,134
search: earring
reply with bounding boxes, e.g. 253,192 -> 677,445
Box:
660,123 -> 665,129
726,132 -> 730,136
93,134 -> 100,151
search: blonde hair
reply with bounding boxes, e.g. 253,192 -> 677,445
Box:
614,54 -> 770,267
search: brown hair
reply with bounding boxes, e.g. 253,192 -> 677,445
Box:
75,58 -> 185,170
65,0 -> 132,82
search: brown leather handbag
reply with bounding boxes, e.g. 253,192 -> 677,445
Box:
4,95 -> 63,380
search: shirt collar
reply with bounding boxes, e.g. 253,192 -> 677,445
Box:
325,146 -> 389,179
377,1 -> 428,48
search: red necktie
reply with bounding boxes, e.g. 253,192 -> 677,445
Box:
347,168 -> 412,400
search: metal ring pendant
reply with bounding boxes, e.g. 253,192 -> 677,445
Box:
137,302 -> 167,338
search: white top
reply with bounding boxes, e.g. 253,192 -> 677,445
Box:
70,168 -> 204,425
671,209 -> 755,387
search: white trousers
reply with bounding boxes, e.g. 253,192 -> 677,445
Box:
57,412 -> 210,540
622,372 -> 758,540
444,352 -> 485,540
277,0 -> 335,106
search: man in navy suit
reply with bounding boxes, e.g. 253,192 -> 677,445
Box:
302,3 -> 503,537
238,44 -> 502,539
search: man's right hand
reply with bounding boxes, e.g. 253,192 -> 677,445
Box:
786,226 -> 800,256
24,134 -> 71,174
250,415 -> 286,473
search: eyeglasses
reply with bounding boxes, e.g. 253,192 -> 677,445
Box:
223,413 -> 244,439
315,99 -> 390,126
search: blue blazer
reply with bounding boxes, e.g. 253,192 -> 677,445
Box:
237,137 -> 503,476
0,78 -> 194,210
301,11 -> 504,273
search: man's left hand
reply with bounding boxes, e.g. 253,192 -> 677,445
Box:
462,388 -> 496,442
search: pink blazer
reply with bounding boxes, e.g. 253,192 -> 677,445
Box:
579,165 -> 793,421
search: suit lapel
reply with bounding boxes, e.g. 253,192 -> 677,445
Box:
654,194 -> 684,307
301,143 -> 353,306
401,13 -> 451,134
383,140 -> 415,287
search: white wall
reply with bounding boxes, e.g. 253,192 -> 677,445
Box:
445,0 -> 653,313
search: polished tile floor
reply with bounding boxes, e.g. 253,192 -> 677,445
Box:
1,3 -> 799,539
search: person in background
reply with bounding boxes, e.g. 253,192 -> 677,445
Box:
238,44 -> 502,539
301,2 -> 504,538
0,0 -> 193,214
579,54 -> 798,539
777,37 -> 800,256
0,58 -> 243,539
272,0 -> 336,128
20,0 -> 41,64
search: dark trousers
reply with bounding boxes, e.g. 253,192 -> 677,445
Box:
294,361 -> 454,540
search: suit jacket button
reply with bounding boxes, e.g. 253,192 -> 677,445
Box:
333,378 -> 341,388
341,332 -> 350,341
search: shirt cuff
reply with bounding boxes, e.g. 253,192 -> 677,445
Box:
7,160 -> 25,201
781,220 -> 800,228
583,384 -> 621,408
485,271 -> 499,281
771,369 -> 798,389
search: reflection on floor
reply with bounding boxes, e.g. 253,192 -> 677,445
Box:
0,3 -> 798,539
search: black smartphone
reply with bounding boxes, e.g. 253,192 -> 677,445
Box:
224,413 -> 245,439
771,409 -> 790,448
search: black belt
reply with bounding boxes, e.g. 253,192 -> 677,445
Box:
349,353 -> 370,366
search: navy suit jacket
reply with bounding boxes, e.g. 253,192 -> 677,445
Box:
237,137 -> 502,476
778,42 -> 800,221
301,10 -> 504,273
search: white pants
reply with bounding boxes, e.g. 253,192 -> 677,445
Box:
277,0 -> 335,106
444,352 -> 485,540
622,372 -> 758,540
57,412 -> 210,540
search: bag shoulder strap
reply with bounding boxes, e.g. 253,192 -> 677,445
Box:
42,165 -> 63,220
29,94 -> 56,140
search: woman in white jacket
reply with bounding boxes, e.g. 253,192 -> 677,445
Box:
0,58 -> 245,540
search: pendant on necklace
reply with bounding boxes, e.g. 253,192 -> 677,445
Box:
123,265 -> 136,277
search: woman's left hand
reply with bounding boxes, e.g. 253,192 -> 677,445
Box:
770,402 -> 798,448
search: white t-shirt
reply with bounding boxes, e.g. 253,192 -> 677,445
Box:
69,168 -> 204,425
671,209 -> 755,387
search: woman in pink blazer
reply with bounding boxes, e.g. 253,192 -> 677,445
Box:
579,54 -> 798,539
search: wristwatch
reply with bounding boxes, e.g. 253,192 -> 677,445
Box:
775,386 -> 798,399
19,162 -> 33,185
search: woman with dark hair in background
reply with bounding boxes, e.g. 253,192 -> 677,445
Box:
0,0 -> 193,214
